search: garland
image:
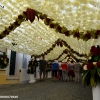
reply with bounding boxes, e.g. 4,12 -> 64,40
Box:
48,49 -> 86,63
0,8 -> 100,41
31,39 -> 86,60
0,52 -> 9,69
38,12 -> 100,41
82,45 -> 100,87
57,39 -> 86,57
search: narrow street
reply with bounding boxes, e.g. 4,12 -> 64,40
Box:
0,78 -> 92,100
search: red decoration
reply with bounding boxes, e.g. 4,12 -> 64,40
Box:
57,41 -> 60,46
84,32 -> 91,39
56,26 -> 62,33
95,30 -> 100,39
59,42 -> 63,47
64,31 -> 69,36
87,62 -> 94,69
26,9 -> 31,21
18,15 -> 23,19
26,9 -> 36,23
74,32 -> 80,38
14,21 -> 20,26
3,30 -> 9,35
46,18 -> 50,23
63,50 -> 68,54
30,9 -> 36,23
50,23 -> 55,28
90,46 -> 96,52
97,62 -> 100,68
9,25 -> 13,30
40,15 -> 44,19
67,55 -> 70,57
23,11 -> 27,16
90,46 -> 100,56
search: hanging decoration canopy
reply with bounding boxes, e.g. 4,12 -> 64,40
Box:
0,0 -> 100,61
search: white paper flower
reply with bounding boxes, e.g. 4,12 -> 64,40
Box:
86,50 -> 91,56
89,56 -> 91,60
93,62 -> 97,65
83,65 -> 87,70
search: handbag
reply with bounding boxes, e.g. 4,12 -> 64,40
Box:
57,71 -> 60,79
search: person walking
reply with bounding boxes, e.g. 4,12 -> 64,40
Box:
68,60 -> 75,81
52,60 -> 59,82
58,61 -> 62,80
74,60 -> 81,82
39,56 -> 47,81
61,59 -> 68,82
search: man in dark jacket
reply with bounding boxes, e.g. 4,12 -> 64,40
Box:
39,56 -> 47,81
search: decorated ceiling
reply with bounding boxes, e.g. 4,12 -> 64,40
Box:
0,0 -> 100,61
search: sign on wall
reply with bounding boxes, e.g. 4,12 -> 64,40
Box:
22,54 -> 27,69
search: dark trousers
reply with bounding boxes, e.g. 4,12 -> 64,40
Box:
59,70 -> 62,80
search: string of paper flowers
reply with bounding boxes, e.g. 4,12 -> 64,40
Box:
1,8 -> 100,41
0,0 -> 100,60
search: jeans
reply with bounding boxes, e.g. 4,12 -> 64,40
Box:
62,70 -> 68,81
75,72 -> 80,82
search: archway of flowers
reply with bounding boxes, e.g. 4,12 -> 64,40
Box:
31,38 -> 86,58
0,0 -> 100,61
47,49 -> 86,63
0,8 -> 100,41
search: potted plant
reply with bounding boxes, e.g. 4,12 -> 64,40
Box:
0,52 -> 9,69
27,57 -> 38,83
82,45 -> 100,100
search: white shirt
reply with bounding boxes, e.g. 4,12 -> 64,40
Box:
59,62 -> 62,70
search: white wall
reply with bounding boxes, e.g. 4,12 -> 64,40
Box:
6,49 -> 11,77
5,49 -> 42,82
36,66 -> 40,79
6,50 -> 31,82
6,50 -> 20,79
20,54 -> 31,83
98,37 -> 100,45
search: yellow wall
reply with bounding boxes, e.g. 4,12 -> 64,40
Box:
0,70 -> 20,84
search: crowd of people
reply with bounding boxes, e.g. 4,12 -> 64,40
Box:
27,56 -> 82,83
52,59 -> 82,82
